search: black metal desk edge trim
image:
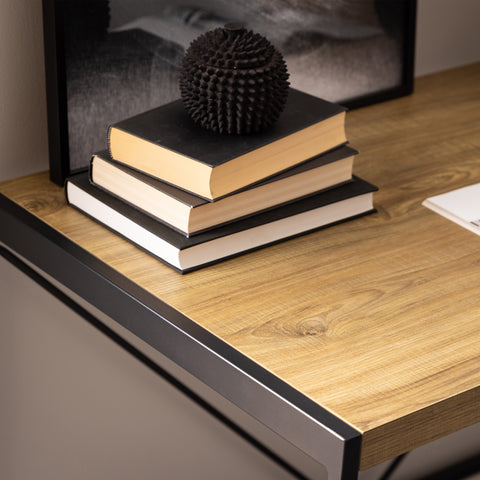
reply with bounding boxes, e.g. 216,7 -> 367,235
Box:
0,193 -> 362,480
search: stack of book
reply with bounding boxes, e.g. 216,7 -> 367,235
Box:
66,88 -> 377,273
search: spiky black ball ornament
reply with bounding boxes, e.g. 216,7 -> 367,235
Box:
179,23 -> 290,135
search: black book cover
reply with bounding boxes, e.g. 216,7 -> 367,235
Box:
66,172 -> 377,272
108,88 -> 346,168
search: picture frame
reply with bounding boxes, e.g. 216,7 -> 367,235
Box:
43,0 -> 417,186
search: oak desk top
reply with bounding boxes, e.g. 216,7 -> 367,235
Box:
1,63 -> 480,474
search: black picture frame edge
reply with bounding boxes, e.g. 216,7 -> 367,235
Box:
343,0 -> 417,110
42,0 -> 71,186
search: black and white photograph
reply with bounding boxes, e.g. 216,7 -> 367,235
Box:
44,0 -> 416,182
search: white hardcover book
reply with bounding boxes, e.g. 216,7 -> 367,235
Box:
423,183 -> 480,235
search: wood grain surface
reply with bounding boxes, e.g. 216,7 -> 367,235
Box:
2,63 -> 480,470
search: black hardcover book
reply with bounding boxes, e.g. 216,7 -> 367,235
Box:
66,172 -> 377,273
108,88 -> 347,200
90,145 -> 357,236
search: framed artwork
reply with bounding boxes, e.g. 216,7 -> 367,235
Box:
43,0 -> 417,185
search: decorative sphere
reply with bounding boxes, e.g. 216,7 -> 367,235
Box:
179,23 -> 290,135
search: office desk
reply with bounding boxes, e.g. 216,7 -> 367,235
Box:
1,63 -> 480,479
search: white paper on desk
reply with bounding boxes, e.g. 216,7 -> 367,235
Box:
423,183 -> 480,235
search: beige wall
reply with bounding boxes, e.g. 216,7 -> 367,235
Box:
0,1 -> 49,181
415,0 -> 480,76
